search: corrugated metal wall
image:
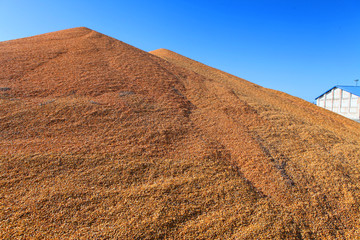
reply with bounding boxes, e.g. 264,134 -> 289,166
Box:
317,88 -> 360,120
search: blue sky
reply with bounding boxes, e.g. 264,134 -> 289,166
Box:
1,0 -> 359,102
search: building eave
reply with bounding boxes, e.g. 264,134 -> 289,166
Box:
315,85 -> 360,100
315,86 -> 337,100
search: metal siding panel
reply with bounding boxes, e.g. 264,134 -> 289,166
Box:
334,88 -> 341,98
343,91 -> 350,98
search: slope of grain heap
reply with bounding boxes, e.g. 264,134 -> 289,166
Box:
1,27 -> 360,239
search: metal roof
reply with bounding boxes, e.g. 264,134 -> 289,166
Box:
315,85 -> 360,100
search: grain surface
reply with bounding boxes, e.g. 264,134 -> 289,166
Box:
1,27 -> 360,239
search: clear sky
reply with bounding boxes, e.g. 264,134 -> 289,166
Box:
1,0 -> 359,102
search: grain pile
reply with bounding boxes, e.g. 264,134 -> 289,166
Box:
1,27 -> 360,239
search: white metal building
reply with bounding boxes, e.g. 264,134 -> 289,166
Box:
316,85 -> 360,121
